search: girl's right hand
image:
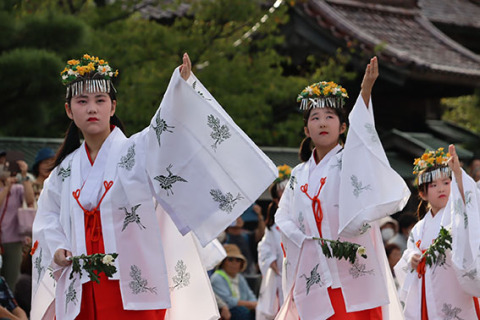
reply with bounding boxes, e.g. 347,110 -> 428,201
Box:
270,261 -> 280,275
54,248 -> 73,267
409,253 -> 421,269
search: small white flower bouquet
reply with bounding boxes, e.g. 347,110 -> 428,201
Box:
69,253 -> 119,284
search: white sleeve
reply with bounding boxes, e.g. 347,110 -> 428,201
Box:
338,95 -> 411,237
139,68 -> 277,246
258,229 -> 277,276
275,175 -> 309,248
448,169 -> 480,296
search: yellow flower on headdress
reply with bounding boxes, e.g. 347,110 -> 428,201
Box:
413,147 -> 449,175
61,54 -> 118,86
297,80 -> 348,108
275,164 -> 292,183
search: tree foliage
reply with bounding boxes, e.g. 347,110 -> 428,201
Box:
442,91 -> 480,134
1,0 -> 355,147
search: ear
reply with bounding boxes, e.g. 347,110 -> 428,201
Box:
65,102 -> 73,120
419,190 -> 428,201
339,122 -> 347,135
304,126 -> 310,138
110,100 -> 117,117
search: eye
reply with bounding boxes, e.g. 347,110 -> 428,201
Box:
326,115 -> 334,119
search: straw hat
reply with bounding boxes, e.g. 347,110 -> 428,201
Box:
220,244 -> 247,272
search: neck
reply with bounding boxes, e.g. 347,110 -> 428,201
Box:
430,206 -> 442,217
314,143 -> 337,164
224,270 -> 237,278
84,131 -> 110,163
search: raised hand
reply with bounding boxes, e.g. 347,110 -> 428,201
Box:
360,56 -> 379,107
179,52 -> 192,81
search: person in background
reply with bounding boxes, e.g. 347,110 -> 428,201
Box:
0,151 -> 6,166
384,243 -> 402,291
215,293 -> 231,320
0,154 -> 34,289
211,244 -> 257,320
378,216 -> 399,244
31,148 -> 55,201
387,212 -> 417,253
14,243 -> 32,317
0,255 -> 28,320
224,203 -> 265,275
256,164 -> 291,320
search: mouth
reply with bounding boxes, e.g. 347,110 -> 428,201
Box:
87,117 -> 99,122
439,195 -> 446,198
319,131 -> 328,135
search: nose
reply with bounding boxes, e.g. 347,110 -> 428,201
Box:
87,103 -> 97,114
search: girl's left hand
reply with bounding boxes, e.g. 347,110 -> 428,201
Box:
361,56 -> 379,92
448,144 -> 462,177
179,52 -> 192,81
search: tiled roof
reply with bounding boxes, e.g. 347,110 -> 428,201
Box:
419,0 -> 480,28
299,0 -> 480,84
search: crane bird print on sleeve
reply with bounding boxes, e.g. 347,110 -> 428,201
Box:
151,112 -> 174,148
154,164 -> 188,196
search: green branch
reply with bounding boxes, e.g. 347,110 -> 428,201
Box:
69,253 -> 119,284
312,237 -> 367,264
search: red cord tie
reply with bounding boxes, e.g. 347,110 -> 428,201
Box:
416,240 -> 427,278
300,177 -> 327,240
72,180 -> 113,242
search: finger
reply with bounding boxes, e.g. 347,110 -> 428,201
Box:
185,53 -> 191,70
449,144 -> 456,158
371,56 -> 378,76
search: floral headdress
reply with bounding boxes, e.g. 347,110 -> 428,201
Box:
297,81 -> 349,110
413,147 -> 452,186
61,54 -> 119,99
274,164 -> 292,184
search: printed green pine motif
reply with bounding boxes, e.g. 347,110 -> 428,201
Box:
207,114 -> 231,151
118,144 -> 136,171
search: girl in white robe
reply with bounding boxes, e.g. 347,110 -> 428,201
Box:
394,145 -> 480,319
275,57 -> 410,320
257,165 -> 290,320
31,53 -> 277,319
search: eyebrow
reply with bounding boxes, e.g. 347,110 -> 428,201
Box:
73,94 -> 108,99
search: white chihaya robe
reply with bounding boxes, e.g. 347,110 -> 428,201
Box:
275,95 -> 410,320
31,68 -> 277,320
257,224 -> 284,320
395,170 -> 480,320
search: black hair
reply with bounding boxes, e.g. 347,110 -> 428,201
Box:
52,89 -> 125,169
298,106 -> 348,162
265,180 -> 286,229
398,212 -> 418,233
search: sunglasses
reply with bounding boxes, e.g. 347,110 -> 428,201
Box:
226,257 -> 243,263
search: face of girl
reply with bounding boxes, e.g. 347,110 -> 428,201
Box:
223,257 -> 243,277
65,92 -> 116,139
420,177 -> 451,215
304,108 -> 346,151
